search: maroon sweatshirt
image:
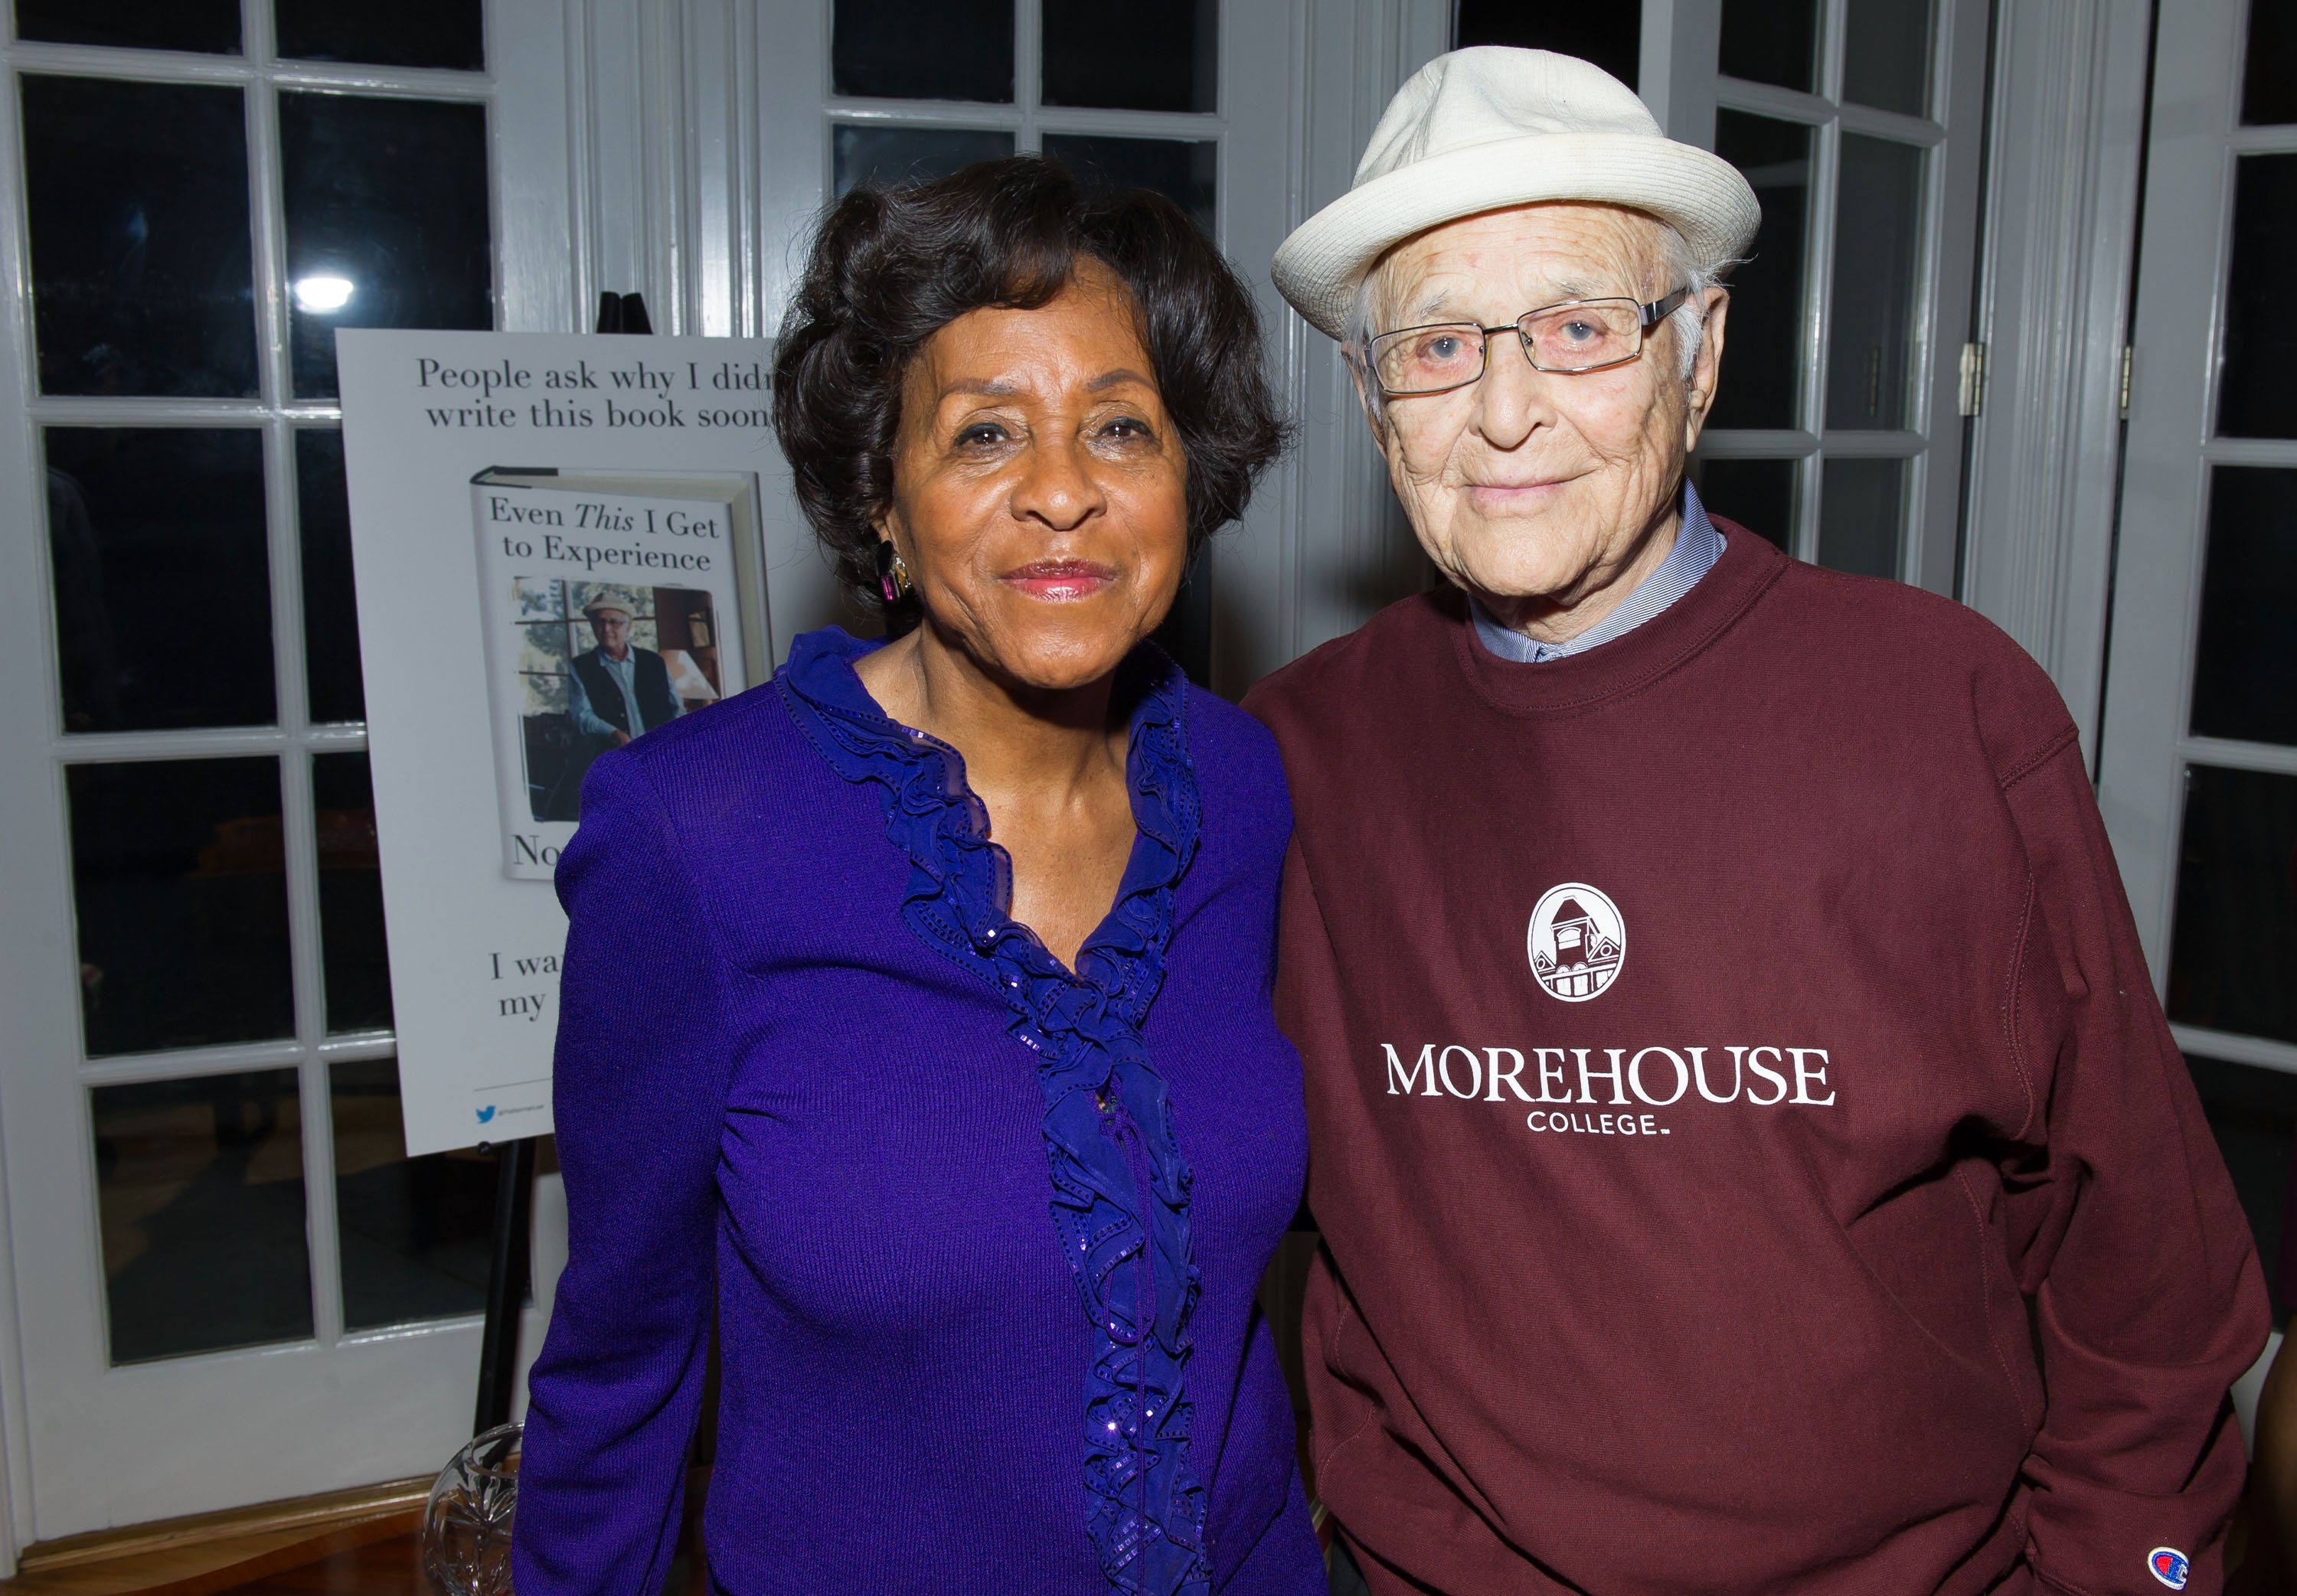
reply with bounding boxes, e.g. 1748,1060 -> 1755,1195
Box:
1243,527 -> 2267,1595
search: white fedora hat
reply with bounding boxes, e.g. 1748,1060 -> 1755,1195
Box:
1273,47 -> 1760,341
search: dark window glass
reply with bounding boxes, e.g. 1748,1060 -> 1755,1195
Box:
2191,467 -> 2297,746
2244,0 -> 2297,126
1843,0 -> 1933,116
831,125 -> 1015,197
1455,0 -> 1638,89
2220,154 -> 2297,439
1691,457 -> 1795,549
276,0 -> 485,70
1154,555 -> 1212,690
1044,0 -> 1216,112
1719,0 -> 1819,93
832,0 -> 1013,103
2168,764 -> 2297,1046
314,754 -> 392,1033
2188,1055 -> 2297,1322
296,430 -> 367,724
1826,135 -> 1925,430
332,1060 -> 494,1329
69,759 -> 294,1056
95,1070 -> 312,1363
21,76 -> 256,398
1707,113 -> 1812,431
1816,457 -> 1904,577
1043,135 -> 1217,236
15,0 -> 240,51
281,93 -> 492,400
44,428 -> 274,733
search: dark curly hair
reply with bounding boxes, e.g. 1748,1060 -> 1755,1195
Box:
772,157 -> 1289,612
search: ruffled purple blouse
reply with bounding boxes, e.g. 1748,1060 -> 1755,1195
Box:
515,628 -> 1324,1596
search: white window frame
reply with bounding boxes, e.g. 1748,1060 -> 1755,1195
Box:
0,0 -> 575,1551
1653,0 -> 1988,595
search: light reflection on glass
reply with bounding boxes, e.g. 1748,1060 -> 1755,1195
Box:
292,276 -> 355,314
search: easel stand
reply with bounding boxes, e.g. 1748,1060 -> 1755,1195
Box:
472,1134 -> 539,1434
466,289 -> 655,1438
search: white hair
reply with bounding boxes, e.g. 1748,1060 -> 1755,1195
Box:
1344,215 -> 1727,423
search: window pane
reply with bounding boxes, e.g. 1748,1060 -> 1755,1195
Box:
1153,555 -> 1211,689
281,93 -> 492,400
1815,457 -> 1904,577
832,0 -> 1013,103
1843,0 -> 1933,116
96,1070 -> 312,1363
314,754 -> 392,1033
2219,154 -> 2297,439
2244,0 -> 2297,126
2187,1055 -> 2297,1323
1044,0 -> 1216,112
21,76 -> 256,398
1043,135 -> 1217,235
1826,135 -> 1925,431
2168,764 -> 2297,1046
296,430 -> 367,725
2191,467 -> 2297,746
276,0 -> 484,70
44,427 -> 275,733
332,1060 -> 494,1330
1719,0 -> 1818,93
69,759 -> 294,1056
1691,457 -> 1795,550
831,126 -> 1015,197
1454,0 -> 1638,90
15,0 -> 239,52
1707,113 -> 1812,432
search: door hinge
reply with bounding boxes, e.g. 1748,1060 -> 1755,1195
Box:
2119,345 -> 2135,419
1957,341 -> 1986,417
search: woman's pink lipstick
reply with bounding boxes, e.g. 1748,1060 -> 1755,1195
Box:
1002,559 -> 1118,601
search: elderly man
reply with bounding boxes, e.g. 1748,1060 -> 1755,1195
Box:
566,588 -> 680,748
1243,47 -> 2266,1595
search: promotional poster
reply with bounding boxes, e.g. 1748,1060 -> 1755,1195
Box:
337,330 -> 836,1155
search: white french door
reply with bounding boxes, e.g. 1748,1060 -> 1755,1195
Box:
0,0 -> 573,1543
1671,0 -> 1988,591
2097,0 -> 2297,1299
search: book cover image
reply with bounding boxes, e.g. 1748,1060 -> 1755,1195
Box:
472,468 -> 764,879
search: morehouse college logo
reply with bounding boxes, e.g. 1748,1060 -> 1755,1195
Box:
1528,883 -> 1625,1002
1374,876 -> 1844,1140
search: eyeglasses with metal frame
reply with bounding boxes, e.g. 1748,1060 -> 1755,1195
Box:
1364,288 -> 1694,397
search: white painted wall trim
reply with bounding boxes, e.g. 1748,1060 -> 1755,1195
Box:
567,0 -> 697,333
1232,0 -> 1447,687
1642,0 -> 1720,145
1961,0 -> 2155,761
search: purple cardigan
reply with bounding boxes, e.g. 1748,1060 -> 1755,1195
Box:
515,629 -> 1324,1596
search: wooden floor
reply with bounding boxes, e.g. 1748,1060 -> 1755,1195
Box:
0,1513 -> 423,1596
2,1472 -> 711,1596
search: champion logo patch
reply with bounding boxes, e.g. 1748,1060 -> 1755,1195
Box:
2148,1547 -> 2190,1589
1528,883 -> 1626,1003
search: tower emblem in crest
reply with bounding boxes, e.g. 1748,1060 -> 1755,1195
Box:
1528,883 -> 1626,1002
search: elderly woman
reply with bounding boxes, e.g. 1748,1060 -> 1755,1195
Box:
514,160 -> 1325,1596
1245,47 -> 2265,1596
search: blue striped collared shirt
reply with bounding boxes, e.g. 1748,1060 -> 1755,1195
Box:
1469,481 -> 1726,664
